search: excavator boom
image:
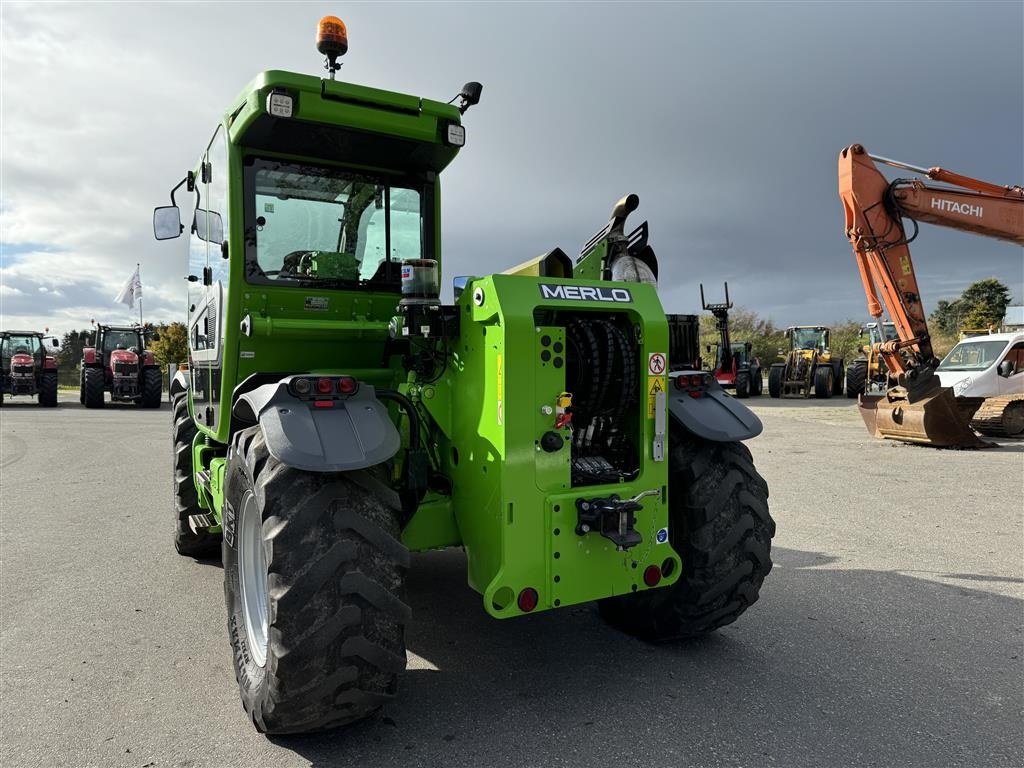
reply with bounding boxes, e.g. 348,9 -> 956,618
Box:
838,144 -> 1024,447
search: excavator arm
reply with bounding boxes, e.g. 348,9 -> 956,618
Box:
837,143 -> 1024,447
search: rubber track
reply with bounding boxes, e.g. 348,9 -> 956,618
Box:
971,394 -> 1024,438
225,427 -> 410,735
598,425 -> 774,641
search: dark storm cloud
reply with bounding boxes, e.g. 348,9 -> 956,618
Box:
1,1 -> 1021,334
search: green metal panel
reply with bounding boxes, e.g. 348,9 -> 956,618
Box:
419,274 -> 680,618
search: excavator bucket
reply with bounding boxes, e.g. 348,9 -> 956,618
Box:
858,382 -> 990,449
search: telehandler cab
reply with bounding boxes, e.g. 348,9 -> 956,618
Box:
154,16 -> 774,735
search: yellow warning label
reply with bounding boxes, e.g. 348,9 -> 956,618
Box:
899,254 -> 912,275
647,376 -> 666,418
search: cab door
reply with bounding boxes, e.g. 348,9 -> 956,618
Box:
997,341 -> 1024,395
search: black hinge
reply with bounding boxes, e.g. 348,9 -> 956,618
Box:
187,171 -> 195,192
201,161 -> 212,184
203,266 -> 213,286
205,406 -> 215,424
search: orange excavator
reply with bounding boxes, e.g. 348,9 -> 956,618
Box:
838,144 -> 1024,447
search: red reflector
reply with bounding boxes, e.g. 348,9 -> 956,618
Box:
517,587 -> 539,612
643,565 -> 662,587
316,377 -> 333,394
688,390 -> 702,399
337,376 -> 358,394
313,400 -> 334,408
674,375 -> 686,390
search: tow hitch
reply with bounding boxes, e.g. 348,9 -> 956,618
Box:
575,489 -> 660,550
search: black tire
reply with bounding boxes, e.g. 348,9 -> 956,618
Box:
598,425 -> 774,640
79,370 -> 85,404
734,371 -> 750,398
223,427 -> 410,735
172,391 -> 220,558
846,361 -> 867,398
38,371 -> 58,407
832,362 -> 844,397
141,368 -> 163,408
813,365 -> 833,399
768,365 -> 783,398
83,367 -> 105,408
751,366 -> 763,396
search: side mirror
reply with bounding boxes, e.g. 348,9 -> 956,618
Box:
154,206 -> 183,240
52,338 -> 59,348
998,360 -> 1014,377
150,332 -> 161,342
193,210 -> 224,244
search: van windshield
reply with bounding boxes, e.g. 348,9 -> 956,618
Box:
937,340 -> 1008,372
244,157 -> 424,288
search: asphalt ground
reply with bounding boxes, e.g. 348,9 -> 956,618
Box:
1,392 -> 1022,768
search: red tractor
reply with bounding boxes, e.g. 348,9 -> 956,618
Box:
701,284 -> 762,398
80,324 -> 162,408
0,330 -> 59,407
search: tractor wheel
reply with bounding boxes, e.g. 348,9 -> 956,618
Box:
767,365 -> 783,398
83,367 -> 105,408
735,371 -> 750,398
846,361 -> 867,398
172,390 -> 220,558
79,370 -> 85,404
813,366 -> 833,399
598,424 -> 774,641
832,363 -> 844,397
141,368 -> 162,408
39,371 -> 58,407
223,426 -> 410,735
751,367 -> 763,396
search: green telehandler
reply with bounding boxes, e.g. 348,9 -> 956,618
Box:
153,16 -> 774,735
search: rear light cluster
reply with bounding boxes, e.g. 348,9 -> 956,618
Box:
674,372 -> 711,398
289,375 -> 359,401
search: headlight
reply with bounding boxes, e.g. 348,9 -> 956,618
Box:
446,123 -> 465,147
953,377 -> 973,395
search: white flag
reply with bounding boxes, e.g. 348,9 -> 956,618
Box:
115,266 -> 142,309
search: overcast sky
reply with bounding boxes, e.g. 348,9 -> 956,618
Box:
1,1 -> 1021,337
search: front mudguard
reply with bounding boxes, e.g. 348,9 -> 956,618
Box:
667,371 -> 763,442
232,377 -> 401,472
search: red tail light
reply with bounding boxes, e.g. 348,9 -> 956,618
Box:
316,377 -> 333,394
517,587 -> 539,612
643,565 -> 662,587
337,376 -> 358,394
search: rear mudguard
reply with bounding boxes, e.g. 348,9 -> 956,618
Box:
667,371 -> 763,442
232,377 -> 401,472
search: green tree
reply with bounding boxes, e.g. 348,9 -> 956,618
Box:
57,329 -> 94,368
929,278 -> 1012,335
149,322 -> 188,367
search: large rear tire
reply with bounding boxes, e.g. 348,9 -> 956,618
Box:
813,366 -> 833,399
39,371 -> 58,407
832,362 -> 844,397
141,368 -> 163,408
846,360 -> 867,398
767,365 -> 783,398
83,367 -> 105,408
598,425 -> 774,641
172,390 -> 220,558
735,371 -> 750,399
223,427 -> 410,735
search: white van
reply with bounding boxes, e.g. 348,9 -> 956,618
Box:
935,331 -> 1024,398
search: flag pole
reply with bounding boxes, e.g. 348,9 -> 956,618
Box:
137,262 -> 143,328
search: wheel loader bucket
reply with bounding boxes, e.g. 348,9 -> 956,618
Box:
858,385 -> 990,449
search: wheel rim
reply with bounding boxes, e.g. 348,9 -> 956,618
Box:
238,490 -> 269,668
